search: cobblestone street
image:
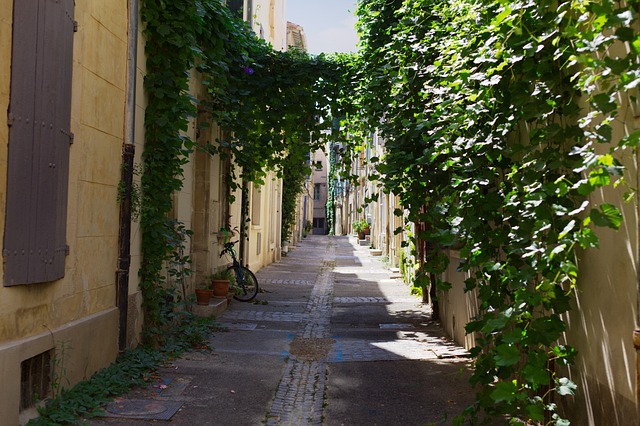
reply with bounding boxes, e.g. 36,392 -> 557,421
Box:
214,235 -> 473,425
90,235 -> 475,426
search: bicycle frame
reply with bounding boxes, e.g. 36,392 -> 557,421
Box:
219,236 -> 259,301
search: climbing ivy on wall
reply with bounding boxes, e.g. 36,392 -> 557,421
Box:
350,0 -> 640,424
326,147 -> 338,235
280,150 -> 311,243
134,0 -> 640,422
139,0 -> 201,343
138,0 -> 349,344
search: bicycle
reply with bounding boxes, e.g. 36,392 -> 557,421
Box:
219,228 -> 259,302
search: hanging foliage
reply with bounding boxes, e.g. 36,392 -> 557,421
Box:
137,0 -> 640,422
350,0 -> 640,423
280,150 -> 311,243
326,146 -> 338,235
139,0 -> 351,343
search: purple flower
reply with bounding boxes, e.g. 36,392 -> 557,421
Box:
242,65 -> 255,75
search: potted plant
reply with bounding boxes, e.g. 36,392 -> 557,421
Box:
195,283 -> 213,305
353,219 -> 370,240
209,269 -> 234,299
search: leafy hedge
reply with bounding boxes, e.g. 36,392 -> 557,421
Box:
348,0 -> 640,423
138,0 -> 348,342
133,0 -> 640,423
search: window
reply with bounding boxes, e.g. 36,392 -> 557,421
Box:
314,183 -> 321,200
226,0 -> 253,25
251,184 -> 261,226
4,0 -> 75,285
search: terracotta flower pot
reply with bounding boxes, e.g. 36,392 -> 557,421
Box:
195,288 -> 213,305
212,279 -> 230,299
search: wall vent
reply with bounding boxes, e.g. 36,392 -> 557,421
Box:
20,350 -> 52,410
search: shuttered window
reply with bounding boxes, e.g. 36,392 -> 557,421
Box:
4,0 -> 75,285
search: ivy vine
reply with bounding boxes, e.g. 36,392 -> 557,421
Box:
350,0 -> 640,424
281,149 -> 311,243
137,0 -> 640,423
138,0 -> 347,343
326,146 -> 338,235
139,0 -> 201,344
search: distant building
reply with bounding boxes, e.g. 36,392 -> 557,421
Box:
283,21 -> 314,244
311,149 -> 329,234
0,0 -> 290,423
287,22 -> 307,51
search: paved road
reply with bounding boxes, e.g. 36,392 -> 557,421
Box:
90,235 -> 475,426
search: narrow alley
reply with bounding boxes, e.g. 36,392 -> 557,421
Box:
90,235 -> 474,426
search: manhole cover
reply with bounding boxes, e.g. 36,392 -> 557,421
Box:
103,399 -> 183,420
288,337 -> 336,361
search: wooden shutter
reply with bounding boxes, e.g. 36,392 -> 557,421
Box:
4,0 -> 75,285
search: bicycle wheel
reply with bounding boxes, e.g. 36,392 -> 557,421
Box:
228,265 -> 259,302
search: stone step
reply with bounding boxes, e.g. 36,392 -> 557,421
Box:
192,297 -> 228,318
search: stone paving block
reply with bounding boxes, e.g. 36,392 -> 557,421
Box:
89,235 -> 478,426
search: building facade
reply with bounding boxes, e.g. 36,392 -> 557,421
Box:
0,0 -> 289,423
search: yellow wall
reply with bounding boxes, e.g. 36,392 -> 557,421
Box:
247,174 -> 283,272
0,0 -> 127,345
244,0 -> 286,271
0,0 -> 11,288
436,96 -> 639,425
0,0 -> 299,421
559,95 -> 639,423
0,1 -> 128,422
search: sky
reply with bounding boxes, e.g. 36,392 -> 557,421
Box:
286,0 -> 359,55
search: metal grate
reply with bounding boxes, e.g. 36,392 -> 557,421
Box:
20,350 -> 52,411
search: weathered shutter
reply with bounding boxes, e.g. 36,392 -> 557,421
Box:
4,0 -> 74,285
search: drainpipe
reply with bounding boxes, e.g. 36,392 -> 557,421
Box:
116,0 -> 138,352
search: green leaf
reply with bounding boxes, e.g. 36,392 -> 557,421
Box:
632,35 -> 640,54
591,93 -> 617,114
482,308 -> 514,333
556,377 -> 577,396
615,26 -> 634,42
620,129 -> 640,147
558,220 -> 576,239
549,244 -> 567,260
576,227 -> 599,248
157,23 -> 172,36
494,344 -> 521,367
526,401 -> 545,421
490,380 -> 518,403
522,352 -> 550,388
589,204 -> 623,229
588,168 -> 610,187
560,260 -> 578,277
491,6 -> 513,27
